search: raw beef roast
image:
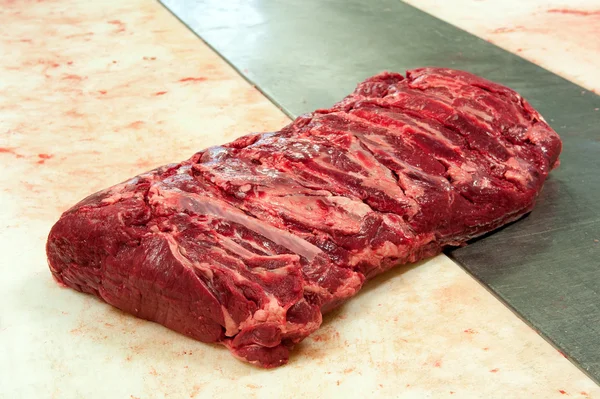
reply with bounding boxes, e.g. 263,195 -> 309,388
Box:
47,68 -> 562,368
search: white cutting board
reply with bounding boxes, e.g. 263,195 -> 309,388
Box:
0,1 -> 598,398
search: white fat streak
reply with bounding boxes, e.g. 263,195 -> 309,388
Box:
303,284 -> 333,297
413,103 -> 519,160
235,228 -> 273,255
219,236 -> 257,259
348,128 -> 423,177
154,187 -> 322,262
163,221 -> 303,339
163,233 -> 239,335
447,163 -> 474,185
349,229 -> 435,270
397,173 -> 426,198
526,123 -> 553,145
99,189 -> 136,205
261,297 -> 286,323
220,306 -> 239,337
303,272 -> 362,303
380,95 -> 519,160
237,297 -> 287,334
347,139 -> 408,199
325,196 -> 372,219
265,194 -> 358,230
457,104 -> 494,122
348,240 -> 401,267
353,132 -> 449,199
332,272 -> 363,299
473,176 -> 492,189
409,118 -> 463,152
504,157 -> 532,186
347,104 -> 463,153
266,194 -> 370,234
335,127 -> 424,212
166,231 -> 292,337
194,262 -> 214,280
97,171 -> 159,206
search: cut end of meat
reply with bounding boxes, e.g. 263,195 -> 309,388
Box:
46,67 -> 561,368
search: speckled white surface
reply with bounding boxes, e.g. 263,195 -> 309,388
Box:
1,1 -> 598,398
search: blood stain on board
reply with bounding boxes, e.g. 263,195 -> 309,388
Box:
179,77 -> 207,83
69,322 -> 85,335
433,360 -> 442,368
65,109 -> 85,118
463,328 -> 477,334
293,341 -> 327,362
127,121 -> 145,129
154,91 -> 167,96
135,158 -> 154,169
62,74 -> 84,81
312,334 -> 326,342
65,32 -> 94,40
492,26 -> 525,34
558,389 -> 568,395
0,147 -> 24,158
311,329 -> 340,342
108,19 -> 126,33
189,384 -> 203,398
37,153 -> 54,164
129,344 -> 144,355
489,368 -> 499,373
547,9 -> 600,16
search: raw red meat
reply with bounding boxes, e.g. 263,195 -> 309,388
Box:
47,68 -> 562,368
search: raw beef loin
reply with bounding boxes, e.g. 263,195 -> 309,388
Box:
47,68 -> 562,368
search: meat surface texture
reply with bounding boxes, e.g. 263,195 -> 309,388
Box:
47,68 -> 562,368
